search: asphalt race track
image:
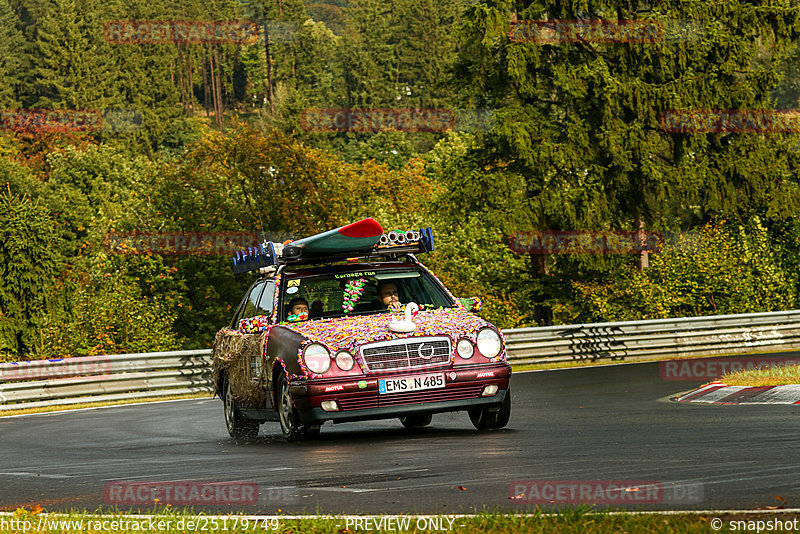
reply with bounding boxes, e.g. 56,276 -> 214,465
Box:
1,358 -> 799,514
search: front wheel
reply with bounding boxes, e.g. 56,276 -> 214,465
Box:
468,390 -> 511,430
223,379 -> 259,440
399,413 -> 432,429
277,373 -> 320,441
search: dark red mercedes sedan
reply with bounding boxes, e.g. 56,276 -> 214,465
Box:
213,224 -> 511,441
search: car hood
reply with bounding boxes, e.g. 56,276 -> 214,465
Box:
278,307 -> 494,353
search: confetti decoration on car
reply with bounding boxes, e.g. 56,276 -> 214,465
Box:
341,278 -> 367,312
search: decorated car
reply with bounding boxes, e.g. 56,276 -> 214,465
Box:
213,218 -> 511,441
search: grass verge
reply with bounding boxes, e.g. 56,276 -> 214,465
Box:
719,363 -> 800,387
0,393 -> 213,417
3,508 -> 789,534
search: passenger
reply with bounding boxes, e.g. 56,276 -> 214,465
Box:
287,297 -> 309,321
377,281 -> 402,312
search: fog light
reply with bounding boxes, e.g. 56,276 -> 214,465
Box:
321,400 -> 340,411
482,385 -> 499,397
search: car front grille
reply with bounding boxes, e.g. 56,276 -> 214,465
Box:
360,337 -> 451,372
338,384 -> 484,411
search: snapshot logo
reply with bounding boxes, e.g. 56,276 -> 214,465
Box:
660,356 -> 800,381
299,108 -> 494,133
509,19 -> 702,44
0,109 -> 143,134
104,481 -> 259,506
0,355 -> 112,382
508,231 -> 662,255
509,480 -> 703,505
104,20 -> 259,45
660,109 -> 800,133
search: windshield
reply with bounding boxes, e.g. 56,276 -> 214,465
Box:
280,268 -> 454,322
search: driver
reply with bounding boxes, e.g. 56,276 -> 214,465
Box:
377,281 -> 402,312
287,297 -> 309,321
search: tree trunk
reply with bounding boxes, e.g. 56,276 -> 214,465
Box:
637,216 -> 650,269
202,53 -> 211,117
177,48 -> 188,115
214,46 -> 224,129
208,46 -> 224,129
187,50 -> 194,116
208,49 -> 218,124
263,21 -> 275,112
530,254 -> 553,326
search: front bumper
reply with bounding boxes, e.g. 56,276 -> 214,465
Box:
289,363 -> 511,424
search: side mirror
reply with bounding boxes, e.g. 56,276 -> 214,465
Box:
457,297 -> 482,313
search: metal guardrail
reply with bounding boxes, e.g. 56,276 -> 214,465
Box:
0,350 -> 214,410
503,309 -> 800,365
3,309 -> 800,410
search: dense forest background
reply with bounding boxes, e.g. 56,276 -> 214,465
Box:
2,0 -> 800,360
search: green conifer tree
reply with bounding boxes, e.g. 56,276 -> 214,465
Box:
26,0 -> 116,109
456,1 -> 800,232
341,0 -> 396,107
0,0 -> 25,107
0,190 -> 64,357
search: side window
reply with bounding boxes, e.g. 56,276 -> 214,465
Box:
230,294 -> 249,329
230,281 -> 265,328
256,281 -> 275,316
241,280 -> 267,319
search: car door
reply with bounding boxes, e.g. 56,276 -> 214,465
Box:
222,279 -> 275,408
237,279 -> 275,383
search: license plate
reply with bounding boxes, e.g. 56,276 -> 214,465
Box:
378,373 -> 445,395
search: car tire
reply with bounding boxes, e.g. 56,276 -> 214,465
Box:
490,389 -> 511,429
399,414 -> 432,429
277,373 -> 320,441
469,390 -> 511,430
468,405 -> 490,430
223,378 -> 259,440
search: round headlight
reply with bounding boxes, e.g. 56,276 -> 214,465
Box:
335,350 -> 355,371
476,328 -> 502,358
302,343 -> 331,374
456,338 -> 474,359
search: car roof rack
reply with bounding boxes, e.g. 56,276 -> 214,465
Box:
232,227 -> 434,274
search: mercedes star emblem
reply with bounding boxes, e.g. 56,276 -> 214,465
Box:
417,343 -> 435,360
